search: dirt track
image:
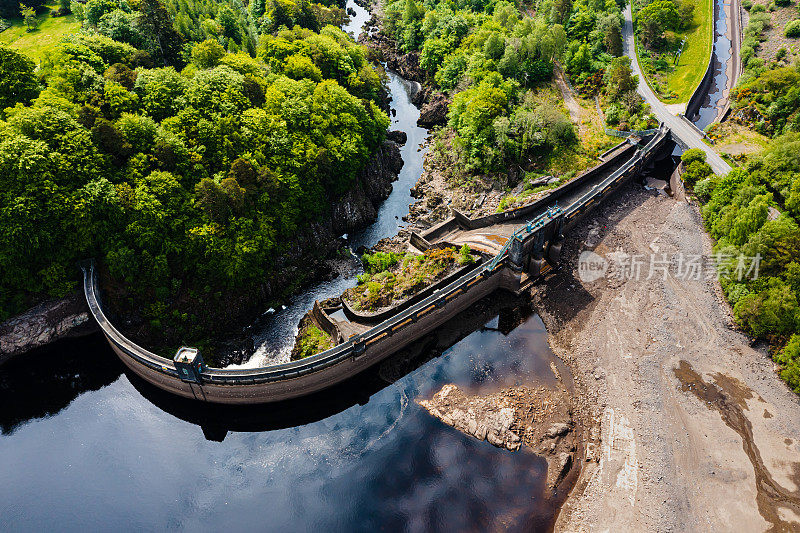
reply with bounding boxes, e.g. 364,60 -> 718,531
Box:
531,182 -> 800,531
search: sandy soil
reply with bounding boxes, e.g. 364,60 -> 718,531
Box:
528,181 -> 800,532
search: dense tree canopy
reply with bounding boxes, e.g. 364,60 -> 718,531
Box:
0,47 -> 40,110
0,4 -> 388,356
688,135 -> 800,393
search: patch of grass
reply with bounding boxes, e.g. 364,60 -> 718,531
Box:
705,121 -> 769,163
346,247 -> 476,311
636,0 -> 714,103
667,0 -> 714,101
0,2 -> 80,64
294,324 -> 333,360
537,89 -> 618,176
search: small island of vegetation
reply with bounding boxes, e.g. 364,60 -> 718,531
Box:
344,246 -> 477,312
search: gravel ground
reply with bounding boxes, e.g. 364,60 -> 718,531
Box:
530,181 -> 800,531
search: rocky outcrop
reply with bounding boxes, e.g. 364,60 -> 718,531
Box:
418,383 -> 577,491
0,294 -> 98,364
386,130 -> 407,145
331,139 -> 403,234
360,16 -> 426,83
417,92 -> 450,128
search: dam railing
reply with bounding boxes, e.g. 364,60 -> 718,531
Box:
81,123 -> 669,392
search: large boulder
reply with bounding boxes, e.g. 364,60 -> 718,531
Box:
0,294 -> 97,365
417,92 -> 450,128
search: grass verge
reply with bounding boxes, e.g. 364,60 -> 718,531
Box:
635,0 -> 714,103
0,2 -> 80,64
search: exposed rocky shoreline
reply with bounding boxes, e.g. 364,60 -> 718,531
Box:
418,382 -> 577,491
0,293 -> 98,364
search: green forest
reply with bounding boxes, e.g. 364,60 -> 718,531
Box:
382,0 -> 655,176
679,0 -> 800,393
0,0 -> 388,354
0,0 -> 662,358
2,0 -> 800,395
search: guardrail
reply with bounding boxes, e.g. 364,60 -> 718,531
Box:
82,123 -> 669,389
82,253 -> 509,384
83,261 -> 180,377
564,124 -> 668,221
427,142 -> 639,237
486,205 -> 563,271
604,127 -> 661,138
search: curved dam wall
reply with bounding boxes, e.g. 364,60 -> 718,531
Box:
82,125 -> 670,405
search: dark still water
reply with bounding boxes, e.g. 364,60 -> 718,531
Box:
0,4 -> 571,529
1,294 -> 567,532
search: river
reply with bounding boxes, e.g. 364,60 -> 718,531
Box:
232,2 -> 429,369
0,3 -> 569,530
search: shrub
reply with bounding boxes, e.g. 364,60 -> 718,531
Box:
785,19 -> 800,37
681,148 -> 707,166
776,334 -> 800,365
775,0 -> 791,6
497,195 -> 517,212
781,362 -> 800,393
751,3 -> 766,12
296,325 -> 333,359
742,0 -> 753,9
457,244 -> 475,265
683,159 -> 713,185
776,334 -> 800,392
733,279 -> 800,338
362,251 -> 400,274
694,176 -> 718,200
776,47 -> 788,60
769,1 -> 777,11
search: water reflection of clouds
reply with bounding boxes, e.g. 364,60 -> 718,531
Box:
1,307 -> 559,531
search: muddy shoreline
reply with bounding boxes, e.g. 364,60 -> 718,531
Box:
529,179 -> 800,531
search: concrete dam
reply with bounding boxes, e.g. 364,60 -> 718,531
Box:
82,124 -> 673,404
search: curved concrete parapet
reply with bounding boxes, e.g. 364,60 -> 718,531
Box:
82,257 -> 515,404
82,124 -> 670,405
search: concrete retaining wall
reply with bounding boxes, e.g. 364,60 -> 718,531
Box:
420,142 -> 637,239
312,301 -> 343,343
409,231 -> 431,251
685,0 -> 718,122
341,255 -> 485,324
85,259 -> 514,404
81,126 -> 669,405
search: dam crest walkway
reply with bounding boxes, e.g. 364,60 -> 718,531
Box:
83,125 -> 672,404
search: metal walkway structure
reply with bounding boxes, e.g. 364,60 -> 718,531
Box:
82,125 -> 672,404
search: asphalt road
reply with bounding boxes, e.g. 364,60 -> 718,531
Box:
623,4 -> 732,175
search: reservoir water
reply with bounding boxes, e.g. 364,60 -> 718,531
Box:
1,297 -> 569,531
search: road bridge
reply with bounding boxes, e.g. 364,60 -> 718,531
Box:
82,125 -> 672,404
623,5 -> 732,176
